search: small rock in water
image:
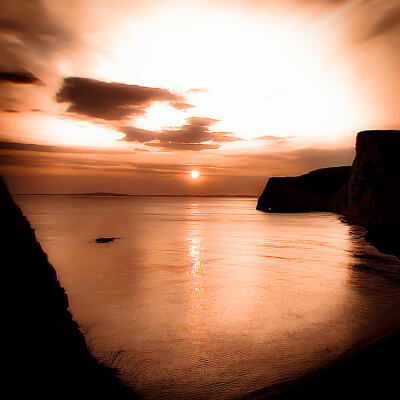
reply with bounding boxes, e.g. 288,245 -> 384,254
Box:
95,237 -> 116,243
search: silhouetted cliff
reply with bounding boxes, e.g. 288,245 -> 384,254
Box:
254,131 -> 400,398
256,166 -> 351,213
344,130 -> 400,225
1,176 -> 137,399
257,130 -> 400,227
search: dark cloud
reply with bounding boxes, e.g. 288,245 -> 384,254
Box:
56,77 -> 188,121
119,127 -> 157,143
122,117 -> 242,151
0,71 -> 43,85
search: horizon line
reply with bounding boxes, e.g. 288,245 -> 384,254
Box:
13,192 -> 259,198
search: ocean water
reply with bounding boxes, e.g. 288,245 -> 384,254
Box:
15,195 -> 400,399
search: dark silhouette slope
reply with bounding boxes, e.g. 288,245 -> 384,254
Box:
1,176 -> 138,399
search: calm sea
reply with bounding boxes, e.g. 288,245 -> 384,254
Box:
15,195 -> 400,399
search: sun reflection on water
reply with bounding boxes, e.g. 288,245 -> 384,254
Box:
186,203 -> 204,314
184,202 -> 208,360
187,237 -> 202,292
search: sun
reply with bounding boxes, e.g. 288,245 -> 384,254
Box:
190,170 -> 199,179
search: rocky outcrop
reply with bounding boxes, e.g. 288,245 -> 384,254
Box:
254,130 -> 400,397
344,130 -> 400,225
256,166 -> 351,213
257,130 -> 400,227
1,176 -> 138,399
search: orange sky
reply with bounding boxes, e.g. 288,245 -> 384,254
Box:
1,0 -> 400,195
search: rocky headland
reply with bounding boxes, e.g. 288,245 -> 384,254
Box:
257,130 -> 400,257
1,175 -> 138,398
256,165 -> 351,214
344,130 -> 400,225
253,130 -> 400,398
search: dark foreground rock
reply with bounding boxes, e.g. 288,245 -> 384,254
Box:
1,176 -> 138,399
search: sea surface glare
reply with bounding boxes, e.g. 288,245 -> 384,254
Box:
16,195 -> 400,399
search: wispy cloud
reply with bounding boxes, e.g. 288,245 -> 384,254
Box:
225,146 -> 355,177
254,135 -> 295,144
121,117 -> 242,151
0,140 -> 131,154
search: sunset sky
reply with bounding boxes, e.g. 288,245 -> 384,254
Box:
1,0 -> 400,195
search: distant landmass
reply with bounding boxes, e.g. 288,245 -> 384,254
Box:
18,192 -> 129,197
77,192 -> 129,196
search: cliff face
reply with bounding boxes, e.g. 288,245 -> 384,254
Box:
257,130 -> 400,228
256,166 -> 351,213
345,130 -> 400,225
1,176 -> 136,398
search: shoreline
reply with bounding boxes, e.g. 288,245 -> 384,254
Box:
241,308 -> 400,399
